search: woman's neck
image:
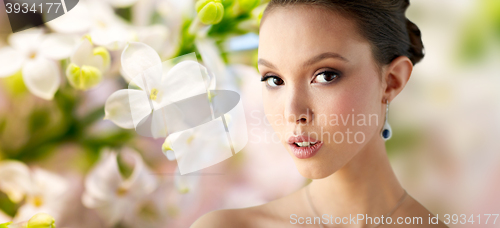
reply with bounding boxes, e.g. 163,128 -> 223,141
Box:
307,135 -> 405,220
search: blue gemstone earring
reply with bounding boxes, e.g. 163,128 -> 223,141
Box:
381,99 -> 392,141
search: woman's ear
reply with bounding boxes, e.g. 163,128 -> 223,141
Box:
382,56 -> 413,102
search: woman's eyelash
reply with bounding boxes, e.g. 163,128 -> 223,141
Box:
259,70 -> 341,85
260,75 -> 276,82
313,70 -> 341,83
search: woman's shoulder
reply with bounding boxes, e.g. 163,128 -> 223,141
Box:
190,207 -> 247,228
191,189 -> 305,228
190,204 -> 278,228
392,194 -> 449,227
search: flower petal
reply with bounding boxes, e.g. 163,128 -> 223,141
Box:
0,47 -> 24,78
119,148 -> 157,198
31,168 -> 68,200
90,27 -> 134,51
137,25 -> 169,52
164,150 -> 175,161
45,2 -> 91,34
174,167 -> 199,194
38,34 -> 77,60
83,151 -> 123,204
173,117 -> 233,175
195,38 -> 227,87
22,58 -> 60,100
121,42 -> 162,85
82,192 -> 129,226
0,161 -> 31,203
13,203 -> 59,224
161,60 -> 209,104
104,89 -> 150,129
70,37 -> 93,67
7,28 -> 44,55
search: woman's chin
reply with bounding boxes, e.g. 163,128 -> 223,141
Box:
294,161 -> 340,179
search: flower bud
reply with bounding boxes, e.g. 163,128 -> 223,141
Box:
66,64 -> 102,90
27,213 -> 55,228
196,0 -> 224,25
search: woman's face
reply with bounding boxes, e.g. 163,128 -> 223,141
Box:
258,5 -> 386,179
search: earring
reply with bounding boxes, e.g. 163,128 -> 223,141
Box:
381,99 -> 392,141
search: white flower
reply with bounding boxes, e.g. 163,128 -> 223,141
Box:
86,1 -> 136,51
0,160 -> 69,223
46,0 -> 134,50
81,148 -> 157,226
0,28 -> 77,99
104,42 -> 209,138
13,169 -> 69,223
161,108 -> 245,191
65,36 -> 110,90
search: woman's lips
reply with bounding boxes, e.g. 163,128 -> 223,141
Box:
289,141 -> 323,159
287,135 -> 323,159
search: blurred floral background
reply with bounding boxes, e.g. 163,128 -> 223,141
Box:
0,0 -> 499,227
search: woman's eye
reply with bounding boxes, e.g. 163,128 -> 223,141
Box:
313,71 -> 339,84
262,76 -> 284,87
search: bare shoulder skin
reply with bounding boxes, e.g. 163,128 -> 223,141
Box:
191,188 -> 305,228
192,188 -> 450,228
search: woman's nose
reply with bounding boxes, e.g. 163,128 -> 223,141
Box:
284,87 -> 313,125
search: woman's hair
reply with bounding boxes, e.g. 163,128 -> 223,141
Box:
261,0 -> 425,65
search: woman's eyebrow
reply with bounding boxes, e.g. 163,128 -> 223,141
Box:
257,58 -> 277,69
302,52 -> 349,67
257,52 -> 348,70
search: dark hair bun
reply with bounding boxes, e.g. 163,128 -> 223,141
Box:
405,18 -> 424,65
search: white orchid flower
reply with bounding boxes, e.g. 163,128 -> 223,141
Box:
105,42 -> 210,138
161,108 -> 245,193
0,28 -> 77,99
87,0 -> 136,51
81,148 -> 157,226
0,160 -> 69,223
65,36 -> 111,90
13,169 -> 69,223
118,25 -> 170,83
107,41 -> 246,189
46,0 -> 134,50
